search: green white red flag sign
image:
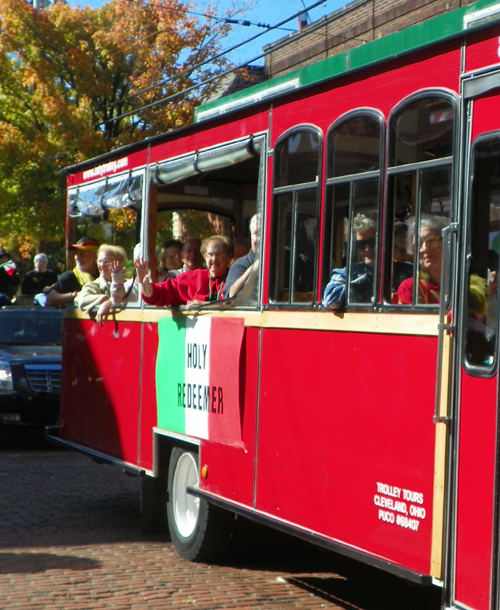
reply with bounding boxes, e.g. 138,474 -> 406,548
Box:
156,316 -> 245,446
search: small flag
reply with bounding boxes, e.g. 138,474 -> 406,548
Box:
0,260 -> 16,276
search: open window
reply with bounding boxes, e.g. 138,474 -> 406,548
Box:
68,169 -> 144,297
149,135 -> 266,307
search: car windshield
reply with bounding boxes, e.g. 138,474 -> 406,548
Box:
0,310 -> 63,346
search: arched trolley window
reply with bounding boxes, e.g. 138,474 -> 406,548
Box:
385,92 -> 456,309
321,110 -> 384,310
269,127 -> 322,305
464,133 -> 500,372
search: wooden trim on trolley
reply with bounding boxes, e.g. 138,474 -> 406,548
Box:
64,307 -> 440,336
431,329 -> 452,579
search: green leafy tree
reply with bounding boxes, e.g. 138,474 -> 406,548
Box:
0,0 -> 234,256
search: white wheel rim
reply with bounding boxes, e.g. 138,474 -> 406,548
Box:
172,452 -> 200,538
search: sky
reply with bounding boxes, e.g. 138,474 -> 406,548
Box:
68,0 -> 343,66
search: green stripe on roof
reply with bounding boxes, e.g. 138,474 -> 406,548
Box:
296,52 -> 348,87
348,9 -> 466,70
194,0 -> 500,123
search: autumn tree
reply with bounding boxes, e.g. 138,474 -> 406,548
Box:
0,0 -> 234,255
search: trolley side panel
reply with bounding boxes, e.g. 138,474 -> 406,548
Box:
256,327 -> 437,575
60,316 -> 142,464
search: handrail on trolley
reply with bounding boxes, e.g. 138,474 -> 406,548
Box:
434,222 -> 458,424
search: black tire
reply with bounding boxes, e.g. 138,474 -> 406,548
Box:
166,447 -> 235,562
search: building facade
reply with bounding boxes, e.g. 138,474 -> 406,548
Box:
264,0 -> 477,78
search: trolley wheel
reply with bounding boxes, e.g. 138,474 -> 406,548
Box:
166,447 -> 235,562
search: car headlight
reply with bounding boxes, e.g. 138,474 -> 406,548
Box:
0,360 -> 13,390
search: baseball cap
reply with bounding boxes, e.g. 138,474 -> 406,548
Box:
72,237 -> 99,251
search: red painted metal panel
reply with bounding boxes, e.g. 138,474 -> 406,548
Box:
466,30 -> 500,74
270,45 -> 461,141
199,327 -> 260,507
67,148 -> 149,188
148,110 -> 269,165
452,86 -> 500,610
60,317 -> 142,464
454,372 -> 497,610
471,95 -> 500,140
256,327 -> 437,574
138,321 -> 160,472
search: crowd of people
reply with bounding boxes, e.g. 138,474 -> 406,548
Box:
0,216 -> 258,325
0,210 -> 463,320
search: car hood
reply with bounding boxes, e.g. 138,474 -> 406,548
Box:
0,344 -> 61,360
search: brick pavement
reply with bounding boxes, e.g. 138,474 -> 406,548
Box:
0,438 -> 442,610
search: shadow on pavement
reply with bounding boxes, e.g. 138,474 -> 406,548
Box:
0,552 -> 100,573
223,517 -> 442,610
286,571 -> 441,610
0,424 -> 60,451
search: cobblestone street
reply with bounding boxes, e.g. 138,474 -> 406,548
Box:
0,430 -> 442,610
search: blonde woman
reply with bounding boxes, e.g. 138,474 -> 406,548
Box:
76,244 -> 127,326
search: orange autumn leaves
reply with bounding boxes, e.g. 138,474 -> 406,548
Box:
0,0 -> 234,253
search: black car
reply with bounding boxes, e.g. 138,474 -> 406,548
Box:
0,308 -> 62,427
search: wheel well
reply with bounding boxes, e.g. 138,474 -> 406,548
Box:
154,432 -> 200,482
140,433 -> 199,536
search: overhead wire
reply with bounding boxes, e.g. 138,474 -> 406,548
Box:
100,0 -> 330,125
104,0 -> 295,73
104,0 -> 325,111
123,0 -> 293,32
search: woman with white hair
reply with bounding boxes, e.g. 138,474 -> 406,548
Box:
397,214 -> 448,304
21,253 -> 58,296
136,235 -> 234,309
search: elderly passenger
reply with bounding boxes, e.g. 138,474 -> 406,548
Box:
223,214 -> 259,299
322,213 -> 377,309
136,235 -> 233,309
180,238 -> 204,273
75,244 -> 127,326
397,215 -> 448,305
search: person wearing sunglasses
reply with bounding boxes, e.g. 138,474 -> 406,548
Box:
323,213 -> 377,309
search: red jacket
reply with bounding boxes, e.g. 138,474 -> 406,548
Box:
398,276 -> 440,304
142,269 -> 226,306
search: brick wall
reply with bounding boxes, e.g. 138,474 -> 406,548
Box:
264,0 -> 477,78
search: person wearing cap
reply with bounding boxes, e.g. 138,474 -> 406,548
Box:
21,253 -> 58,296
46,237 -> 99,307
0,247 -> 20,306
